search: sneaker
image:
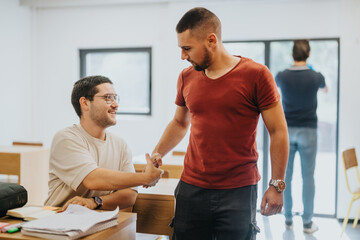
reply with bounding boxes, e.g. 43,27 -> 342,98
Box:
303,221 -> 319,234
285,220 -> 293,230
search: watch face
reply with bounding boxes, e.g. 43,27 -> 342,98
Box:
278,181 -> 286,191
94,196 -> 103,208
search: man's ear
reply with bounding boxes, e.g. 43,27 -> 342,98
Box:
207,33 -> 218,47
79,97 -> 90,112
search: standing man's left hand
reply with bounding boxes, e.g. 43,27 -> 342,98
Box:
260,187 -> 283,216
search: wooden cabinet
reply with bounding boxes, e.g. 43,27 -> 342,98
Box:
134,178 -> 179,239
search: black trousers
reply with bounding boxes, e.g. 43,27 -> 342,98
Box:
172,181 -> 259,240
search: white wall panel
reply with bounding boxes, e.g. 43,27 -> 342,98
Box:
3,0 -> 360,219
0,0 -> 33,145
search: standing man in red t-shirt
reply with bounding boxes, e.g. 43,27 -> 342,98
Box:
150,7 -> 289,240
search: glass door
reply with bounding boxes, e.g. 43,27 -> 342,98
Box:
269,40 -> 339,216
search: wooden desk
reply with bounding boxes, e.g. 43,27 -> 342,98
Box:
0,212 -> 136,240
0,146 -> 49,205
133,154 -> 184,178
134,178 -> 179,239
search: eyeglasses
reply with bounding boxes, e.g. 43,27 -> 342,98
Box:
93,94 -> 119,104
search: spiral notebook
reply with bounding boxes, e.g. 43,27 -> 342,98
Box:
21,204 -> 119,240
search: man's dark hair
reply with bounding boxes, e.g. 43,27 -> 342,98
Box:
292,40 -> 310,61
71,75 -> 113,118
176,7 -> 221,40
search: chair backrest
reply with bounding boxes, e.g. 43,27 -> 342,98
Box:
343,148 -> 358,170
172,151 -> 186,156
342,148 -> 360,193
12,141 -> 43,147
161,170 -> 170,178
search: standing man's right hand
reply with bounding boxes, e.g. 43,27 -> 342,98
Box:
143,153 -> 163,187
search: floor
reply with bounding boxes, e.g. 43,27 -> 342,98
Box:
136,213 -> 360,240
257,214 -> 360,240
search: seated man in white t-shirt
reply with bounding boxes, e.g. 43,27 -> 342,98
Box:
44,75 -> 163,211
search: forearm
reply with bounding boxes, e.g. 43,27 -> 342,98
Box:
101,189 -> 138,210
269,128 -> 289,179
153,119 -> 189,157
83,168 -> 150,191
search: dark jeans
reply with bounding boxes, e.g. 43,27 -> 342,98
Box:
172,181 -> 259,240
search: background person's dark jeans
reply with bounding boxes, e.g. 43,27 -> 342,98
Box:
172,181 -> 259,240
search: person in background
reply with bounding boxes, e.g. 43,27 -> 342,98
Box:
150,7 -> 289,240
44,75 -> 163,211
275,39 -> 328,234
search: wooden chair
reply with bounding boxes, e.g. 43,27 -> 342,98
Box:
12,141 -> 43,147
172,151 -> 186,156
341,148 -> 360,236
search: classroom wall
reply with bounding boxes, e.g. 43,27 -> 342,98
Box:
0,0 -> 33,145
28,0 -> 342,154
1,0 -> 359,218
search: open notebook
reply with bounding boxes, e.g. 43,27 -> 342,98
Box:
21,204 -> 119,240
7,206 -> 57,221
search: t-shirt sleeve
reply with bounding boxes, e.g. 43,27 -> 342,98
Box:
175,70 -> 186,106
50,131 -> 98,191
318,72 -> 326,88
256,66 -> 280,110
274,72 -> 282,86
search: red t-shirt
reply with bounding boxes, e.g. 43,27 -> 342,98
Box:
175,57 -> 280,189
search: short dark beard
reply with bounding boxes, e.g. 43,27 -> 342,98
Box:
193,47 -> 211,71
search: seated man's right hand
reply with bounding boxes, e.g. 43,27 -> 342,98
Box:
143,153 -> 164,187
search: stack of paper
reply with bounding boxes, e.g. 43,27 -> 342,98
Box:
21,204 -> 119,240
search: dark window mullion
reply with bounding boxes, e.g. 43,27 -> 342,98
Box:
262,41 -> 271,195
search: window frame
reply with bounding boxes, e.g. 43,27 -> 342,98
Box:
79,47 -> 152,115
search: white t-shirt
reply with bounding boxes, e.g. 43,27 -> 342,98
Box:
44,124 -> 136,207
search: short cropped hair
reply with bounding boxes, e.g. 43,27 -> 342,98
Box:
71,75 -> 113,118
292,40 -> 310,61
176,7 -> 221,40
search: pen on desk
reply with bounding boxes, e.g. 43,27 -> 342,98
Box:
0,222 -> 10,232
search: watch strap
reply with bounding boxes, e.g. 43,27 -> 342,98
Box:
269,179 -> 286,193
92,196 -> 103,210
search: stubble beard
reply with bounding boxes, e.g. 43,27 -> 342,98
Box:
90,109 -> 116,129
193,47 -> 212,72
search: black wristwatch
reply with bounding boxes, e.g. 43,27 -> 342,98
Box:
92,196 -> 103,210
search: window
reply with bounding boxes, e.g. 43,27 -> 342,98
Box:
80,48 -> 152,115
224,39 -> 340,217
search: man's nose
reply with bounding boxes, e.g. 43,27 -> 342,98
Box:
181,50 -> 188,60
111,100 -> 119,108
